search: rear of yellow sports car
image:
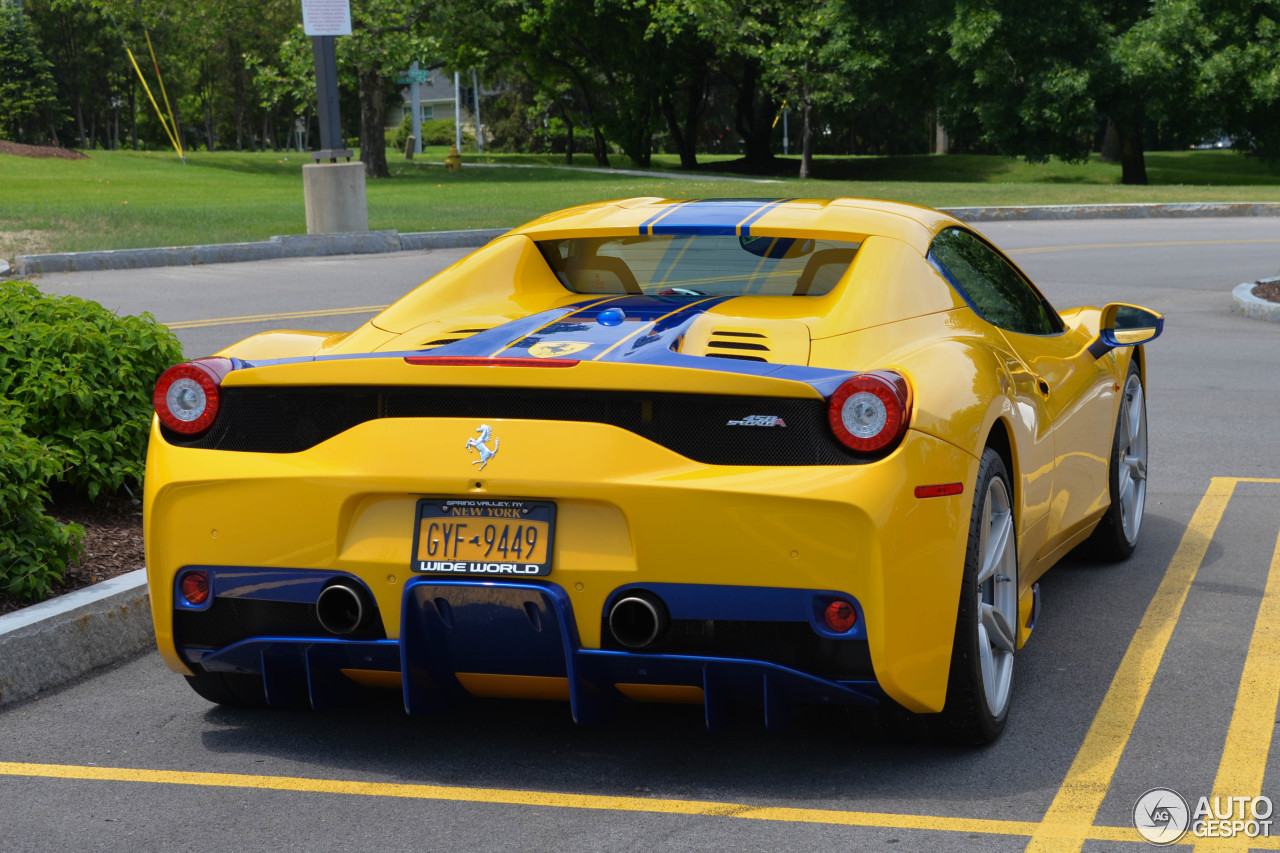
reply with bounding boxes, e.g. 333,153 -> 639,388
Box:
145,199 -> 993,724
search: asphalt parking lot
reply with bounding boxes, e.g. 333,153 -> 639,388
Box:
5,216 -> 1280,852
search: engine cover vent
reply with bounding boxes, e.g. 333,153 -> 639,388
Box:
679,316 -> 812,366
420,328 -> 492,348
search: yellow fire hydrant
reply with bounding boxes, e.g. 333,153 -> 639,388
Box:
445,145 -> 462,172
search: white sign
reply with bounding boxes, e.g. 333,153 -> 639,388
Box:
302,0 -> 351,36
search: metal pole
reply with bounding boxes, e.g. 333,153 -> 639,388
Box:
471,69 -> 483,154
453,71 -> 462,151
783,109 -> 789,156
310,35 -> 350,161
410,61 -> 422,155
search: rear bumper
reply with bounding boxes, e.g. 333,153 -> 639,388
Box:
146,416 -> 978,712
195,578 -> 882,728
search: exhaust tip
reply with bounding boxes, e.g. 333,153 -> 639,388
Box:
608,593 -> 669,649
317,582 -> 369,635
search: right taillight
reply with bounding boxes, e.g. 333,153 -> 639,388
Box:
827,370 -> 912,454
153,358 -> 232,435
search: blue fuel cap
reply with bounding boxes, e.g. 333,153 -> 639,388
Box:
597,307 -> 627,327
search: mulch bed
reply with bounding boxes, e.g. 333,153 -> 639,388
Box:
0,140 -> 87,160
1253,280 -> 1280,303
0,495 -> 144,617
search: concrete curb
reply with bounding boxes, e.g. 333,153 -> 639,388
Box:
1232,278 -> 1280,323
10,203 -> 1280,277
939,201 -> 1280,222
0,569 -> 152,707
13,228 -> 509,276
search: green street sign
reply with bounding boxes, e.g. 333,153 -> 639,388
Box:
395,69 -> 430,84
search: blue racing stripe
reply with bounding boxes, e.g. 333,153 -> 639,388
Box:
639,201 -> 689,235
735,198 -> 793,235
502,295 -> 727,360
650,200 -> 786,236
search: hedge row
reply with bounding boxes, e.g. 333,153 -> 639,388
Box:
0,282 -> 183,600
388,115 -> 475,151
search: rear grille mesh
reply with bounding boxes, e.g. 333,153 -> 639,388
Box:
163,385 -> 873,465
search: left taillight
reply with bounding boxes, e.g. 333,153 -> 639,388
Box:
827,370 -> 912,454
153,358 -> 233,436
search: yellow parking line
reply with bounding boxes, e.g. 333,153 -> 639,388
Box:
164,305 -> 389,330
1025,477 -> 1238,852
0,760 -> 1244,844
1008,238 -> 1280,255
1195,521 -> 1280,853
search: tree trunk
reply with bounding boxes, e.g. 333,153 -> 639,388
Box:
1119,124 -> 1147,185
799,95 -> 814,179
1100,119 -> 1121,162
74,95 -> 86,149
129,85 -> 138,150
591,126 -> 610,167
661,92 -> 700,171
732,61 -> 777,173
562,105 -> 574,166
358,68 -> 390,178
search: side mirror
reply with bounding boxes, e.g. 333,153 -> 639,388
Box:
1089,303 -> 1164,358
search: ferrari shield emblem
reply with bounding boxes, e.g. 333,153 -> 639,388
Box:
529,341 -> 591,358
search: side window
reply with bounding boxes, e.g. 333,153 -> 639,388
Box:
928,228 -> 1062,335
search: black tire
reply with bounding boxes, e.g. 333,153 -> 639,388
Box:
1082,359 -> 1147,562
932,448 -> 1018,745
184,671 -> 268,708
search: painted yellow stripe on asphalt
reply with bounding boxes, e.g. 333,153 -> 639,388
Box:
1008,238 -> 1280,255
0,761 -> 1199,844
1194,518 -> 1280,853
165,305 -> 390,330
1025,477 -> 1237,853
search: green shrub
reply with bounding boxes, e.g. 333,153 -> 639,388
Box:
391,113 -> 474,151
0,281 -> 184,501
0,400 -> 81,600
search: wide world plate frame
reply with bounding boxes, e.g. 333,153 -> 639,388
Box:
411,497 -> 556,577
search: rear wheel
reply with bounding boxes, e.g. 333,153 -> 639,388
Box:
1083,360 -> 1147,561
933,448 -> 1018,745
184,671 -> 268,708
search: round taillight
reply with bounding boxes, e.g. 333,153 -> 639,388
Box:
154,360 -> 230,435
180,570 -> 210,606
824,600 -> 857,633
828,371 -> 911,453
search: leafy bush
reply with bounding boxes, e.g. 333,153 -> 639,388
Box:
0,282 -> 182,599
0,400 -> 81,600
0,281 -> 183,501
391,113 -> 474,151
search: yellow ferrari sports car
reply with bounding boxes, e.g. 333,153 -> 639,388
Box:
145,198 -> 1162,743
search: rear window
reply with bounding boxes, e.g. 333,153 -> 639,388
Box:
536,234 -> 861,297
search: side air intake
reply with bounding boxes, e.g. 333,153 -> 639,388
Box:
705,330 -> 771,363
420,328 -> 492,348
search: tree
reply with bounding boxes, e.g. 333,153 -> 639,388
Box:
945,0 -> 1102,168
0,5 -> 63,144
339,0 -> 433,178
245,24 -> 317,151
1190,0 -> 1280,159
945,0 -> 1240,185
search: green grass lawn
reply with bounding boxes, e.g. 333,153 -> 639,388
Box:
4,147 -> 1280,261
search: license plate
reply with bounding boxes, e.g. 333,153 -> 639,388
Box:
411,499 -> 556,577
